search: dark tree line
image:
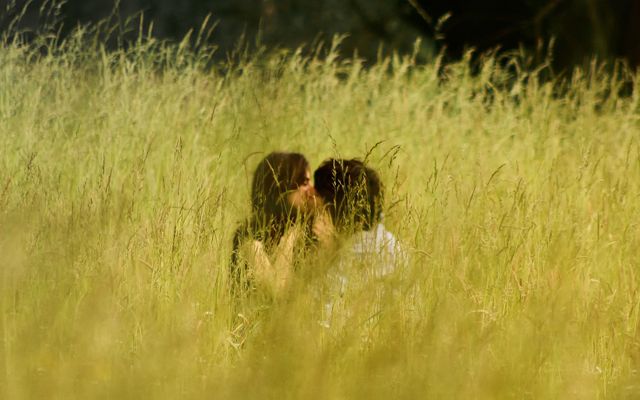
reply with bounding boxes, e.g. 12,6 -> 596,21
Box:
2,0 -> 639,68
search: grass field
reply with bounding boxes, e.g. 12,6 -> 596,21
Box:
1,30 -> 640,399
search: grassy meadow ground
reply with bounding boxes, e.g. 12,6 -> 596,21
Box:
1,32 -> 640,399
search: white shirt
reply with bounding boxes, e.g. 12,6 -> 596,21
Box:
320,223 -> 406,328
350,222 -> 405,278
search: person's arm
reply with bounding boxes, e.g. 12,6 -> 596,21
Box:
312,211 -> 338,251
238,233 -> 297,297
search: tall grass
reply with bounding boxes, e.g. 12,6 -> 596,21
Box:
1,28 -> 640,399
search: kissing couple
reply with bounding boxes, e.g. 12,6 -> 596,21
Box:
230,151 -> 404,298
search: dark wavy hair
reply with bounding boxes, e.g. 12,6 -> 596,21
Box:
230,152 -> 311,291
250,152 -> 310,227
313,158 -> 383,232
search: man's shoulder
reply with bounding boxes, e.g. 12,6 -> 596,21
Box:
350,223 -> 398,253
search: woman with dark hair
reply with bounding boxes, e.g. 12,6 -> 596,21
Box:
230,152 -> 315,297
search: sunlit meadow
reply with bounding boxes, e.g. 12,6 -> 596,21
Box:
1,26 -> 640,399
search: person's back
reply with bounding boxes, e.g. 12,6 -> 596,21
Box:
313,158 -> 405,275
349,220 -> 404,277
313,158 -> 406,327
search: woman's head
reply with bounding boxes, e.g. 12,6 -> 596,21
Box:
231,152 -> 313,289
313,158 -> 383,231
251,152 -> 314,223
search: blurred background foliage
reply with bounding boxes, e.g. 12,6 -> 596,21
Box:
1,0 -> 639,69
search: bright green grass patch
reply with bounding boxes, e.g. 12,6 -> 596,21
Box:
1,33 -> 640,399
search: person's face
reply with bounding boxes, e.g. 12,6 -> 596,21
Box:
287,169 -> 315,213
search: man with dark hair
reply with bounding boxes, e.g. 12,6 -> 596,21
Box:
313,158 -> 382,232
313,158 -> 406,328
313,158 -> 404,276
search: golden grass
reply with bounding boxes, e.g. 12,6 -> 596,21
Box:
1,31 -> 640,399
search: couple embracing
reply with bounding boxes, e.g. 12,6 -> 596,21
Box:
230,151 -> 404,299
